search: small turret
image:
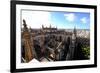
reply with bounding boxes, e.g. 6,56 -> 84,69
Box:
42,25 -> 44,29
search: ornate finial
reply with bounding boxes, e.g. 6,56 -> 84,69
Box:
23,19 -> 28,31
23,19 -> 27,28
23,19 -> 26,24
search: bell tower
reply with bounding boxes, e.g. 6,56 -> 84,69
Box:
22,19 -> 36,62
70,27 -> 77,59
66,27 -> 77,60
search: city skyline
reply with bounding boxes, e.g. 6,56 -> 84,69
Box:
22,10 -> 90,29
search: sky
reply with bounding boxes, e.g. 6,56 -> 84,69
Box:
22,10 -> 90,29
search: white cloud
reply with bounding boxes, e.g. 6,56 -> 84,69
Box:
22,11 -> 52,28
80,17 -> 87,24
64,13 -> 76,22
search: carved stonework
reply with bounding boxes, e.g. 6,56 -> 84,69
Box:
22,19 -> 34,62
